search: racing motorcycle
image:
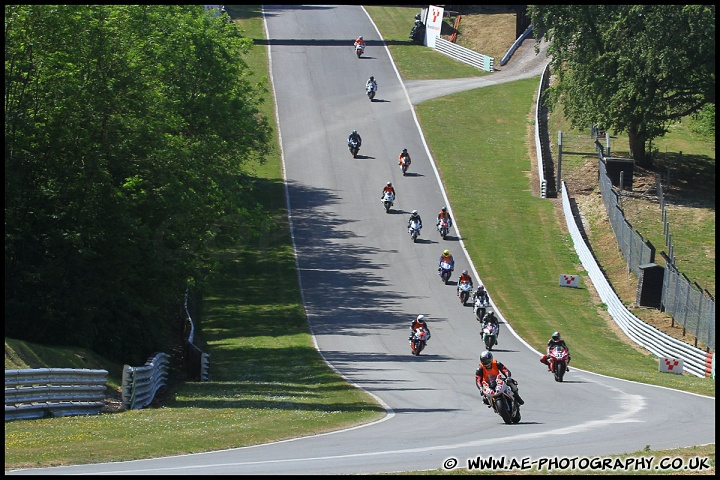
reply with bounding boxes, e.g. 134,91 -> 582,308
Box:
355,44 -> 365,58
547,345 -> 570,382
478,375 -> 521,424
473,294 -> 489,322
458,281 -> 473,305
348,138 -> 360,158
408,219 -> 422,243
438,261 -> 453,284
381,191 -> 395,213
399,156 -> 410,176
409,328 -> 429,355
366,82 -> 376,101
481,321 -> 499,350
437,218 -> 450,239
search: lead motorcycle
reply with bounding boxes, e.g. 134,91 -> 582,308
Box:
438,261 -> 453,284
546,345 -> 570,382
409,328 -> 429,355
458,281 -> 473,305
478,375 -> 521,424
381,191 -> 395,213
355,43 -> 365,58
408,219 -> 422,243
348,138 -> 360,158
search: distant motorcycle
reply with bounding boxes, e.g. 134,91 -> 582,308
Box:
481,322 -> 499,350
438,261 -> 453,284
381,191 -> 395,213
478,375 -> 521,424
408,219 -> 422,243
547,345 -> 570,382
410,328 -> 429,355
437,218 -> 450,239
348,138 -> 360,158
458,281 -> 473,305
355,44 -> 365,58
473,295 -> 489,322
366,82 -> 376,101
399,156 -> 410,176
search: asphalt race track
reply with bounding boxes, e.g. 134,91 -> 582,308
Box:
9,5 -> 714,476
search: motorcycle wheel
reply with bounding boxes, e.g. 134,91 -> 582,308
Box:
384,202 -> 391,213
496,398 -> 513,424
461,292 -> 469,305
555,362 -> 565,382
511,403 -> 522,424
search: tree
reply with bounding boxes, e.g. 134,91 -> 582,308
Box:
5,5 -> 272,362
528,5 -> 715,168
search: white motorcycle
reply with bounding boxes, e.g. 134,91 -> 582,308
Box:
473,294 -> 489,321
408,219 -> 421,242
355,43 -> 365,58
381,191 -> 395,213
438,261 -> 453,284
437,218 -> 450,239
481,321 -> 499,350
366,82 -> 376,101
479,375 -> 521,424
458,281 -> 473,305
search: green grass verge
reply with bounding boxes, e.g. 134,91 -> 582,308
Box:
4,5 -> 714,473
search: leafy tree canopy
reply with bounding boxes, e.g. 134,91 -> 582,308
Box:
5,5 -> 272,362
528,5 -> 715,167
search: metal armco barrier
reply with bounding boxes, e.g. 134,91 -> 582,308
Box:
121,353 -> 170,410
561,181 -> 712,378
5,368 -> 107,421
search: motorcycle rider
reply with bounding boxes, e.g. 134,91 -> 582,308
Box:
436,207 -> 452,230
398,148 -> 411,168
408,314 -> 431,341
541,331 -> 571,371
474,284 -> 489,305
476,350 -> 524,405
354,35 -> 366,50
457,269 -> 473,296
481,311 -> 500,344
381,181 -> 396,200
438,249 -> 454,273
348,130 -> 362,148
407,209 -> 422,229
366,76 -> 377,92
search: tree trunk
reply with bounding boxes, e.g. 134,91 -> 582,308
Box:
628,127 -> 652,169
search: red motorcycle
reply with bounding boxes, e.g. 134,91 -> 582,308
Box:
410,328 -> 429,356
437,218 -> 450,239
545,345 -> 569,382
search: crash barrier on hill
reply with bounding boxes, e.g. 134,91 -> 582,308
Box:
534,64 -> 555,198
5,368 -> 107,421
121,352 -> 170,410
434,37 -> 494,72
561,181 -> 712,378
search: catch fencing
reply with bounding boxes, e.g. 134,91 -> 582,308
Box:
561,182 -> 712,377
595,150 -> 714,351
5,368 -> 107,421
